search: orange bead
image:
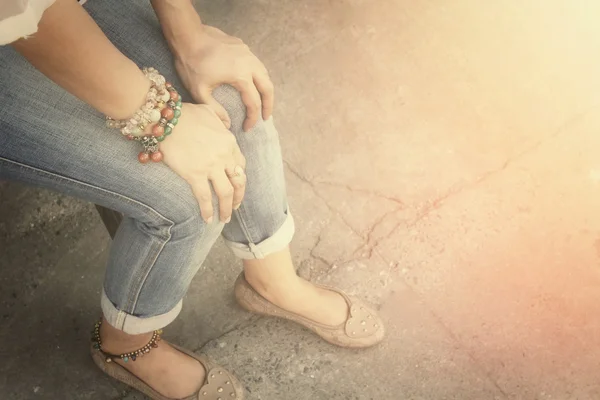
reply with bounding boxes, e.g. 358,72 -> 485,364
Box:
138,152 -> 150,163
161,107 -> 174,120
150,151 -> 163,162
169,91 -> 178,101
152,124 -> 164,137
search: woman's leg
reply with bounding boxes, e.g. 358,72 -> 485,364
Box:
0,2 -> 225,397
0,51 -> 214,398
218,108 -> 349,326
219,108 -> 384,346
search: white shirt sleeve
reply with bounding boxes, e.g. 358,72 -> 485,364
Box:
0,0 -> 56,45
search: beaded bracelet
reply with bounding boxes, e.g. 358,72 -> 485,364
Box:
136,82 -> 182,163
105,68 -> 182,163
106,68 -> 167,134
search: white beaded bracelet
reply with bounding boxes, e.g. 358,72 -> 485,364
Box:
104,67 -> 183,164
105,68 -> 171,138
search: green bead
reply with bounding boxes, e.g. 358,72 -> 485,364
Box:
157,135 -> 165,142
170,118 -> 179,126
93,343 -> 100,349
177,95 -> 182,102
164,126 -> 172,135
123,356 -> 129,363
174,109 -> 181,118
176,100 -> 182,107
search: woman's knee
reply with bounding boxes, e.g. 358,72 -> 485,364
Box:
128,175 -> 206,241
212,84 -> 250,132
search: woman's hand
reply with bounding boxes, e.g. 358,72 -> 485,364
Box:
160,103 -> 247,223
174,25 -> 274,132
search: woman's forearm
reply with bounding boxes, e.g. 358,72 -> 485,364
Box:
11,0 -> 150,120
150,0 -> 203,58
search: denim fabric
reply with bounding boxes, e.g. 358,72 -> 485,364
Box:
0,0 -> 292,334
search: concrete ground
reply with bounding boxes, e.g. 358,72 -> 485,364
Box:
2,0 -> 600,399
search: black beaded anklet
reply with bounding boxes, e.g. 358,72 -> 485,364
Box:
91,320 -> 163,363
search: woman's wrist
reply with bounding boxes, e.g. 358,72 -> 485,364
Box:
99,62 -> 152,120
150,0 -> 204,58
105,67 -> 183,163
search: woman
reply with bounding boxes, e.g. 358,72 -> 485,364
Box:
0,0 -> 385,399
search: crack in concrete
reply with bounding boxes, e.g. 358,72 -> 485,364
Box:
283,160 -> 360,236
312,179 -> 405,206
309,227 -> 331,266
284,160 -> 395,268
355,204 -> 405,259
283,159 -> 365,245
194,315 -> 262,354
370,106 -> 596,258
283,159 -> 417,275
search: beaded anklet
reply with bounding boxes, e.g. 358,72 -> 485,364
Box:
105,68 -> 182,164
91,320 -> 163,363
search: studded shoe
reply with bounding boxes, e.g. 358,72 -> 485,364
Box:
234,272 -> 385,348
91,342 -> 244,400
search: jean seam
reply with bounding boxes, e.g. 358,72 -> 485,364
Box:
122,222 -> 173,316
1,156 -> 180,318
0,156 -> 173,228
125,216 -> 217,318
233,205 -> 258,248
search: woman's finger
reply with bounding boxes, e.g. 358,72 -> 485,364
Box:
210,170 -> 235,222
198,87 -> 232,129
230,77 -> 262,132
189,178 -> 214,224
253,70 -> 274,121
226,165 -> 247,210
232,144 -> 246,170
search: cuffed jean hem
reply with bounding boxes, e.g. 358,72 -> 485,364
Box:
224,212 -> 295,260
101,290 -> 182,334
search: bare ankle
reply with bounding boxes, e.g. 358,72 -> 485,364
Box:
242,248 -> 302,296
245,271 -> 299,294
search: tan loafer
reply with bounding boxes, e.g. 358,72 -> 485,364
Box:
234,272 -> 385,348
91,343 -> 244,400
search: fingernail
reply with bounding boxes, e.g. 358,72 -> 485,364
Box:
234,165 -> 244,175
225,216 -> 232,223
233,203 -> 241,210
207,216 -> 213,224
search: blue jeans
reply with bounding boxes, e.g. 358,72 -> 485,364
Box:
0,0 -> 293,334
